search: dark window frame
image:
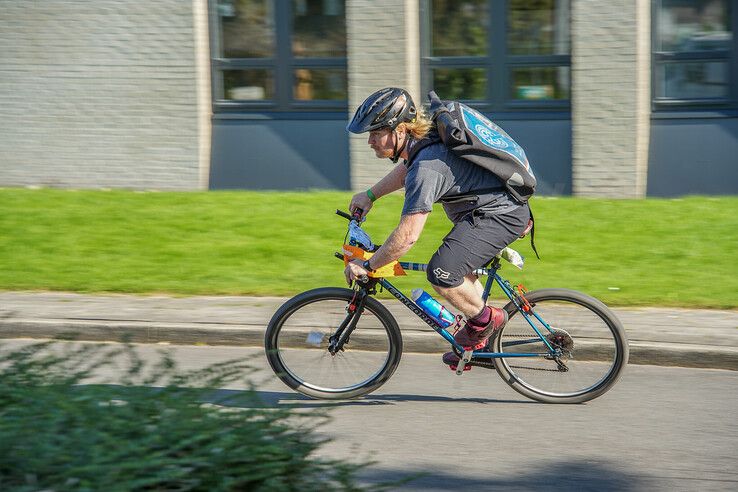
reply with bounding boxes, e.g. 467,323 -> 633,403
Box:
419,0 -> 571,113
208,0 -> 348,113
651,0 -> 738,111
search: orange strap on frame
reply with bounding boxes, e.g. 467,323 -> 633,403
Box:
342,244 -> 406,278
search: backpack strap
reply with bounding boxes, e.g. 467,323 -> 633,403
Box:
528,207 -> 540,259
404,132 -> 442,167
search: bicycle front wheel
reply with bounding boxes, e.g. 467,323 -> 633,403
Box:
492,288 -> 628,404
265,287 -> 403,400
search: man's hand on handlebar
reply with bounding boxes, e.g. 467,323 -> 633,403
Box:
349,192 -> 373,219
344,259 -> 369,286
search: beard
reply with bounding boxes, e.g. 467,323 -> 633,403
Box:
372,146 -> 393,159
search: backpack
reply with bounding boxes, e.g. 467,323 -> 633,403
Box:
421,91 -> 537,204
406,91 -> 539,258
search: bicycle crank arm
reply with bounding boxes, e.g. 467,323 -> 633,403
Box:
455,350 -> 474,375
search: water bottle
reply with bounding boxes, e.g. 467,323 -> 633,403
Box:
411,288 -> 456,328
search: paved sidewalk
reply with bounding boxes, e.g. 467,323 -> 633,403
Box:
0,292 -> 736,370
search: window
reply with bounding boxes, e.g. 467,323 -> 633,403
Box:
653,0 -> 736,108
210,0 -> 348,111
421,0 -> 571,111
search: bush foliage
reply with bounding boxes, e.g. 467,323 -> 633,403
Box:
0,341 -> 380,491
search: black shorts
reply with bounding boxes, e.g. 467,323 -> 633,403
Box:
427,204 -> 531,288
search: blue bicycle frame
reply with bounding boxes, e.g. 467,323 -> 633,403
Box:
379,258 -> 560,360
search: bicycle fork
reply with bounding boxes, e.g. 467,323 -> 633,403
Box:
328,288 -> 368,355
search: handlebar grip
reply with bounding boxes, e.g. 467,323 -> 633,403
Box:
336,209 -> 352,220
336,208 -> 364,221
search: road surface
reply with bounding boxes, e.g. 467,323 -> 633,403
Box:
4,340 -> 736,491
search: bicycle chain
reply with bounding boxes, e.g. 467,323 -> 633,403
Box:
506,364 -> 568,373
499,333 -> 572,373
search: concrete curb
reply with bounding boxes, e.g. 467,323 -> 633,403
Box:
2,318 -> 736,371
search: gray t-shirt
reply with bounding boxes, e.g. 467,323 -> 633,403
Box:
402,141 -> 520,223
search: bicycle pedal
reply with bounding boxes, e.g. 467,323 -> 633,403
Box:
449,364 -> 472,372
455,350 -> 474,375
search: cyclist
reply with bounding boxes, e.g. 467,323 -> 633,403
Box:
344,87 -> 532,368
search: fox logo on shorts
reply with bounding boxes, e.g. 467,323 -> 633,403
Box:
433,267 -> 451,280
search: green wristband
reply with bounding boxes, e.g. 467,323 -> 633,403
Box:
366,188 -> 377,202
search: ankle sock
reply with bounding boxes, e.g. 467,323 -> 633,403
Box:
468,306 -> 492,328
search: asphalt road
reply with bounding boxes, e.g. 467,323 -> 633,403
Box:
5,340 -> 737,491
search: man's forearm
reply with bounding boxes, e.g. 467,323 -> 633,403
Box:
367,212 -> 428,270
368,229 -> 413,269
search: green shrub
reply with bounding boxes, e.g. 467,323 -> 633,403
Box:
0,341 -> 381,491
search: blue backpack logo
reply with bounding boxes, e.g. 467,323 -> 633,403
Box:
427,91 -> 536,203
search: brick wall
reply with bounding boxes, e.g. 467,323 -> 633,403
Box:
346,0 -> 420,192
0,0 -> 203,190
571,0 -> 651,197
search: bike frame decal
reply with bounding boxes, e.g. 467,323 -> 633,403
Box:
378,278 -> 456,345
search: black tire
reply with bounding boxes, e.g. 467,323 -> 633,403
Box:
492,288 -> 628,404
265,287 -> 403,399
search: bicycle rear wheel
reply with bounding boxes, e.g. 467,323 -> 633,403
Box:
492,288 -> 628,404
265,287 -> 402,400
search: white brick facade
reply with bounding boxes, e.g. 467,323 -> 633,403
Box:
346,0 -> 420,192
0,1 -> 674,198
0,0 -> 206,190
571,0 -> 651,197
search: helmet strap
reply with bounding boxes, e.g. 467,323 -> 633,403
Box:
389,129 -> 409,164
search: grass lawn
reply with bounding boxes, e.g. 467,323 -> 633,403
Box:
1,188 -> 736,308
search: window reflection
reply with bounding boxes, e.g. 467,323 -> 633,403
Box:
219,0 -> 275,59
654,0 -> 732,103
508,0 -> 570,55
293,68 -> 347,100
432,68 -> 487,100
512,67 -> 569,100
292,0 -> 346,57
224,70 -> 274,100
424,0 -> 570,105
431,0 -> 488,56
657,0 -> 731,52
213,0 -> 348,107
656,62 -> 728,98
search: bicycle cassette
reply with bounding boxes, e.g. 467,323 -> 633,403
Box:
545,329 -> 574,358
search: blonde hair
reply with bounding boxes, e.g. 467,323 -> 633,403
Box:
398,107 -> 434,140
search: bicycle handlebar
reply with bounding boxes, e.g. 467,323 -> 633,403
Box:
336,209 -> 363,222
336,209 -> 370,285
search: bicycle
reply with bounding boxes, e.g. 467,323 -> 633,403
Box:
265,209 -> 629,404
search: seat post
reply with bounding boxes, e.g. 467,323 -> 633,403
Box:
481,257 -> 502,302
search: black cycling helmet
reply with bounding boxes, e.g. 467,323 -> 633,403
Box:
347,87 -> 417,134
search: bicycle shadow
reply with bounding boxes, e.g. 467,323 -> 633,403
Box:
205,389 -> 541,408
360,460 -> 651,491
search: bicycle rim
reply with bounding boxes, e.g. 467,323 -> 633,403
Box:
493,289 -> 628,403
266,289 -> 401,398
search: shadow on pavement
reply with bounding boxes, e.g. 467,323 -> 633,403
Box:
361,460 -> 648,491
206,389 -> 540,408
